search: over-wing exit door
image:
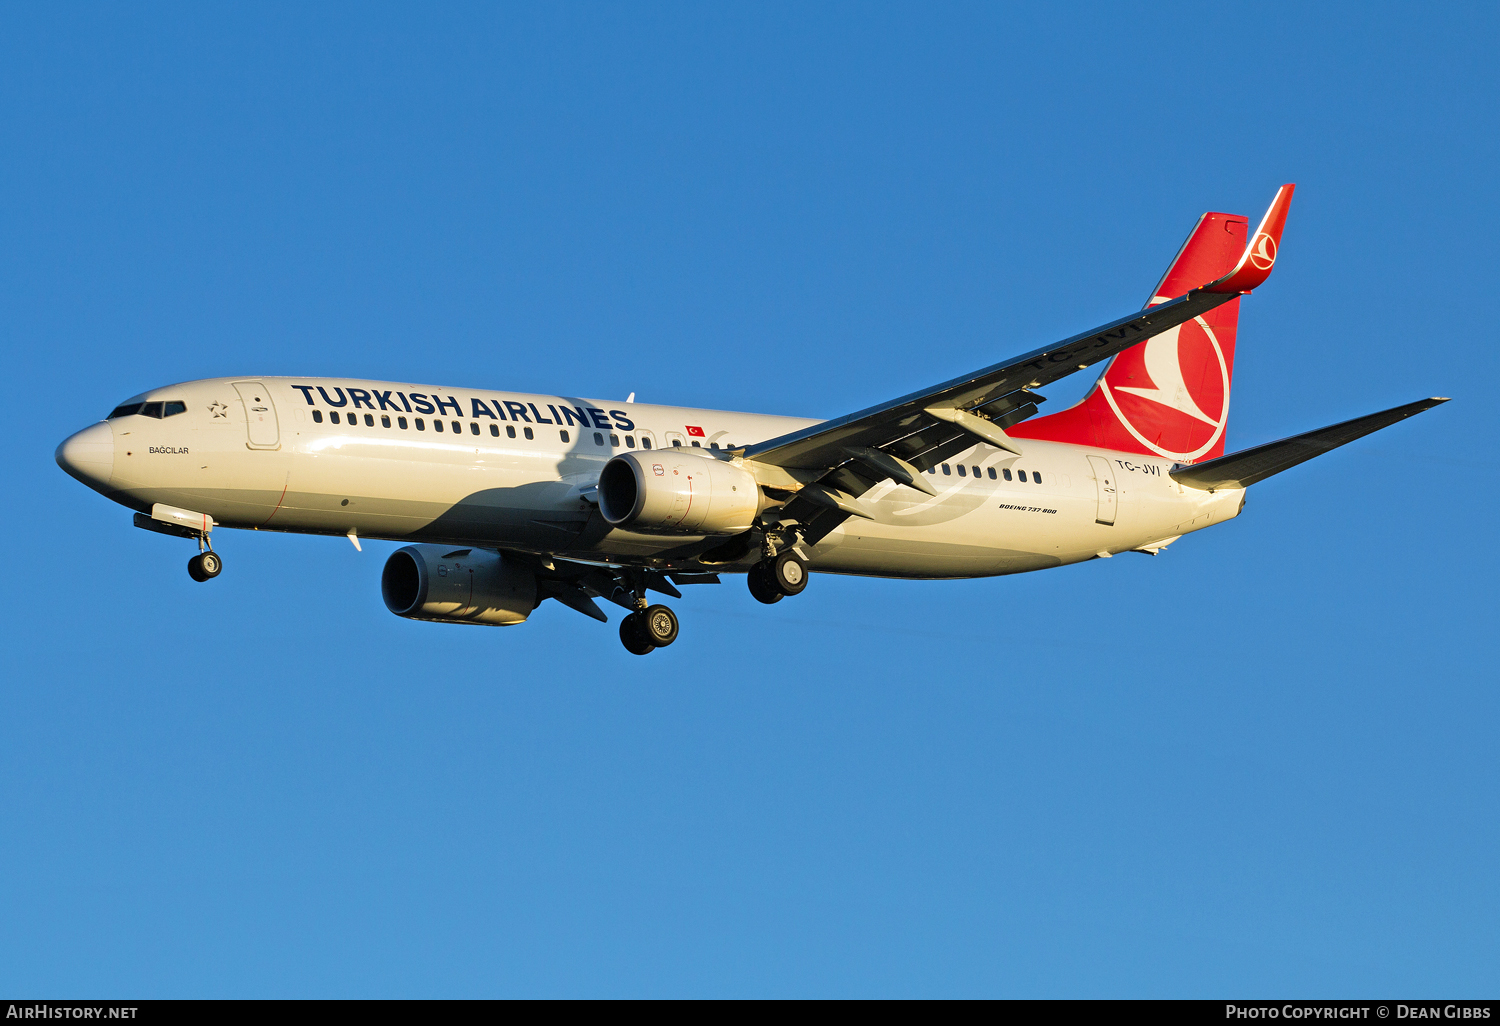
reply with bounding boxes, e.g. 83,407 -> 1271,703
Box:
1087,455 -> 1117,525
232,381 -> 280,449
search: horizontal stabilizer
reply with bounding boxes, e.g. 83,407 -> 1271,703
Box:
1171,397 -> 1448,491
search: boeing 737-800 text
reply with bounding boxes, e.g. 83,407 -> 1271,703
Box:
56,185 -> 1446,654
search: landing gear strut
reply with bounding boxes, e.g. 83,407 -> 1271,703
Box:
748,550 -> 807,604
619,603 -> 680,655
187,535 -> 222,582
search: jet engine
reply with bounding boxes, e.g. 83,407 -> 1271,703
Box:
598,450 -> 761,535
381,544 -> 537,626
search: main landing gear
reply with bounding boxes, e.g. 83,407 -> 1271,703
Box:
747,550 -> 807,605
619,604 -> 679,656
187,538 -> 222,582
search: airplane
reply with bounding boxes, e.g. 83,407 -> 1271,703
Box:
56,184 -> 1447,654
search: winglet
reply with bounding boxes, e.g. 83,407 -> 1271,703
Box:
1204,184 -> 1295,294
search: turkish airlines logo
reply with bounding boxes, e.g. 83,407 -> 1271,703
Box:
1248,232 -> 1277,271
1100,315 -> 1230,462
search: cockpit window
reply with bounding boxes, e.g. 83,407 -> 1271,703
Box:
109,399 -> 187,419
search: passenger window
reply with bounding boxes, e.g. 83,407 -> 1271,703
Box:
331,411 -> 341,424
1034,472 -> 1043,484
434,420 -> 444,432
451,420 -> 461,433
163,401 -> 187,417
957,465 -> 966,477
972,466 -> 980,477
1017,470 -> 1027,482
691,440 -> 700,447
626,436 -> 636,448
364,414 -> 374,426
415,418 -> 425,430
108,403 -> 144,419
507,425 -> 517,438
141,402 -> 163,418
560,430 -> 570,443
312,410 -> 324,423
381,415 -> 391,428
673,439 -> 682,447
987,467 -> 996,479
523,427 -> 534,440
610,434 -> 620,446
942,464 -> 951,475
490,424 -> 499,436
1002,468 -> 1012,481
398,416 -> 407,429
594,432 -> 604,445
710,442 -> 719,450
641,437 -> 651,449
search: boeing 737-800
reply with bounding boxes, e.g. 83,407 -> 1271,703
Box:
56,185 -> 1446,654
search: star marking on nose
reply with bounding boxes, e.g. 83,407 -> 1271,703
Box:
208,401 -> 228,418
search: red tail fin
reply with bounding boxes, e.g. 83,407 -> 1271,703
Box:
1009,211 -> 1250,462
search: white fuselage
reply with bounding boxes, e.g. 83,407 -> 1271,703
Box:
68,376 -> 1245,578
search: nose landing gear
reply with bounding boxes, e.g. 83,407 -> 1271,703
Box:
186,535 -> 222,582
131,509 -> 224,583
619,603 -> 679,655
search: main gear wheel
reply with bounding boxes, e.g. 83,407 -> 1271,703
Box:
619,605 -> 680,654
768,550 -> 807,596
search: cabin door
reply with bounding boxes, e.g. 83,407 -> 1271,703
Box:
232,381 -> 280,449
1087,455 -> 1117,526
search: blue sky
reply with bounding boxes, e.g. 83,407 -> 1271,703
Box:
2,2 -> 1496,997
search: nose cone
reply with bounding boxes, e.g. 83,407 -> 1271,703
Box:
56,422 -> 115,491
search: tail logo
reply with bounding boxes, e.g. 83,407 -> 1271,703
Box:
1248,232 -> 1277,271
1100,315 -> 1230,462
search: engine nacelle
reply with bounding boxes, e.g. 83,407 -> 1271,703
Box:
598,450 -> 761,535
381,544 -> 537,626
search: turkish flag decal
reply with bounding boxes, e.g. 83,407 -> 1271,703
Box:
685,425 -> 705,437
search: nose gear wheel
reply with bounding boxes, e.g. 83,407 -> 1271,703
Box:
188,551 -> 222,582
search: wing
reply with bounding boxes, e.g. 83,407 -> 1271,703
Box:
1170,397 -> 1448,491
741,185 -> 1295,536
